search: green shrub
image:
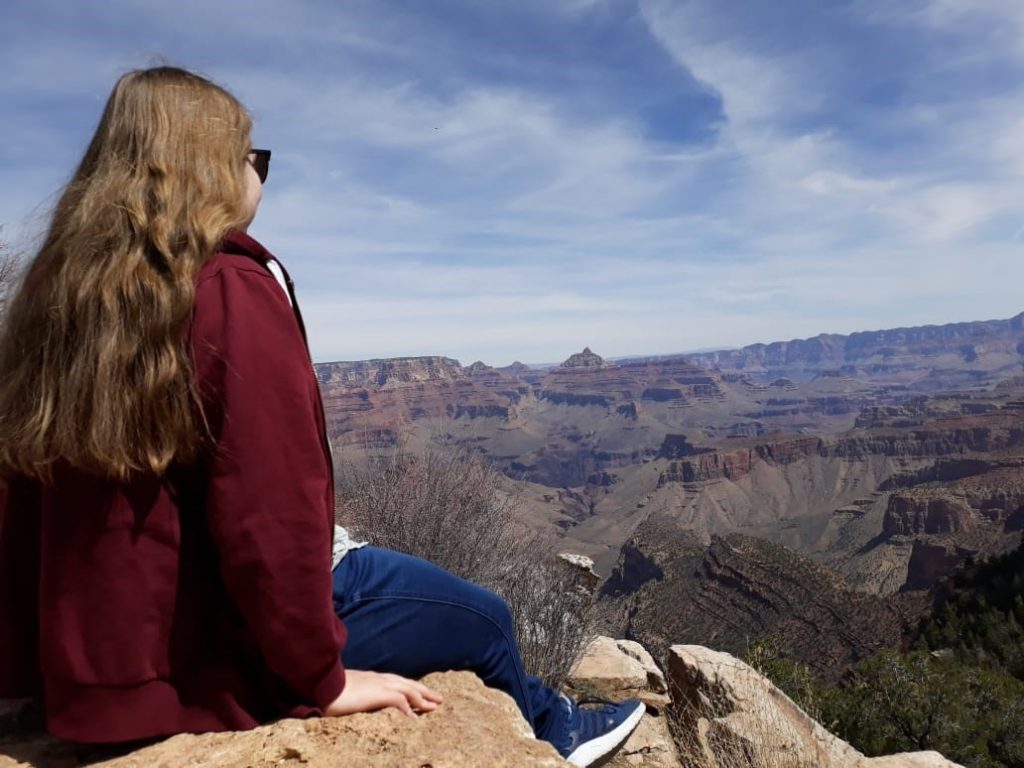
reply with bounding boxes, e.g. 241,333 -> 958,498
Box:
916,544 -> 1024,679
744,636 -> 1024,767
743,636 -> 825,724
822,650 -> 1024,768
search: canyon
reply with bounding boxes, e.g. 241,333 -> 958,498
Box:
319,313 -> 1024,670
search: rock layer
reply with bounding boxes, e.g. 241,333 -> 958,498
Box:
686,312 -> 1024,386
602,520 -> 910,681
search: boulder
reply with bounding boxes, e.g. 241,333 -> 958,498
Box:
601,713 -> 681,768
666,645 -> 963,768
566,636 -> 669,710
565,636 -> 680,768
557,552 -> 601,594
0,672 -> 566,768
864,755 -> 968,768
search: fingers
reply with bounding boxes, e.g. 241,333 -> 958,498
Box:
381,674 -> 442,715
387,674 -> 444,705
407,688 -> 439,714
324,669 -> 445,719
385,690 -> 416,719
420,683 -> 444,704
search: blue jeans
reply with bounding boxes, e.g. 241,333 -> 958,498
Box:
331,546 -> 565,744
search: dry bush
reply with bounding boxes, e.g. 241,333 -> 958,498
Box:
337,444 -> 515,574
335,444 -> 595,688
495,550 -> 596,689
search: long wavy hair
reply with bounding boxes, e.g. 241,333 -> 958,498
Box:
0,66 -> 253,480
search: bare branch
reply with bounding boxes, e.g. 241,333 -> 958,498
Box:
336,443 -> 595,688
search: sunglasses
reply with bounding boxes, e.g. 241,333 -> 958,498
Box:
247,148 -> 271,184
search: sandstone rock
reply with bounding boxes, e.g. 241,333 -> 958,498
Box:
0,672 -> 567,768
604,713 -> 680,768
565,636 -> 680,768
861,753 -> 966,768
666,645 -> 963,768
668,644 -> 860,768
566,636 -> 668,710
557,552 -> 600,594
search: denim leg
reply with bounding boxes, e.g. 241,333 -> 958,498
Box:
331,546 -> 565,743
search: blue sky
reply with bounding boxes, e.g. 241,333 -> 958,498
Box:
2,0 -> 1022,365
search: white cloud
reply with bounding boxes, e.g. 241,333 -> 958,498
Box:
637,0 -> 1024,255
2,0 -> 1022,366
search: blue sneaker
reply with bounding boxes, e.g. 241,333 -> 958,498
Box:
552,695 -> 646,767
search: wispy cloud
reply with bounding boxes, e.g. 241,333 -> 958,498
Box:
1,0 -> 1020,365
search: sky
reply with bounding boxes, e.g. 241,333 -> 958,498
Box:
2,0 -> 1022,366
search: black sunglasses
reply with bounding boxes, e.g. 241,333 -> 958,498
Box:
247,148 -> 271,184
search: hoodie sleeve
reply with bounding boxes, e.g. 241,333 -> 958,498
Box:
189,260 -> 346,710
0,476 -> 42,698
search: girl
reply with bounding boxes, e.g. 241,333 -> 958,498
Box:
0,66 -> 642,767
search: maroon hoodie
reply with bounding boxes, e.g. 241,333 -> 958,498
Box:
0,231 -> 346,743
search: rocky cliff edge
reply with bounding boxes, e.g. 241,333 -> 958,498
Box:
1,639 -> 962,768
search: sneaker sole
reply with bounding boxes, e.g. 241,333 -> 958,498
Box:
564,701 -> 645,767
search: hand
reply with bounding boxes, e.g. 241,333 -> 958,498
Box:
324,669 -> 444,719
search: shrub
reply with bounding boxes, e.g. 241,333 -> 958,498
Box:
335,444 -> 595,688
916,542 -> 1024,679
743,636 -> 825,725
821,649 -> 1024,768
738,637 -> 1024,767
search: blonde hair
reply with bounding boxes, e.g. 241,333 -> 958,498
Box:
0,66 -> 253,480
